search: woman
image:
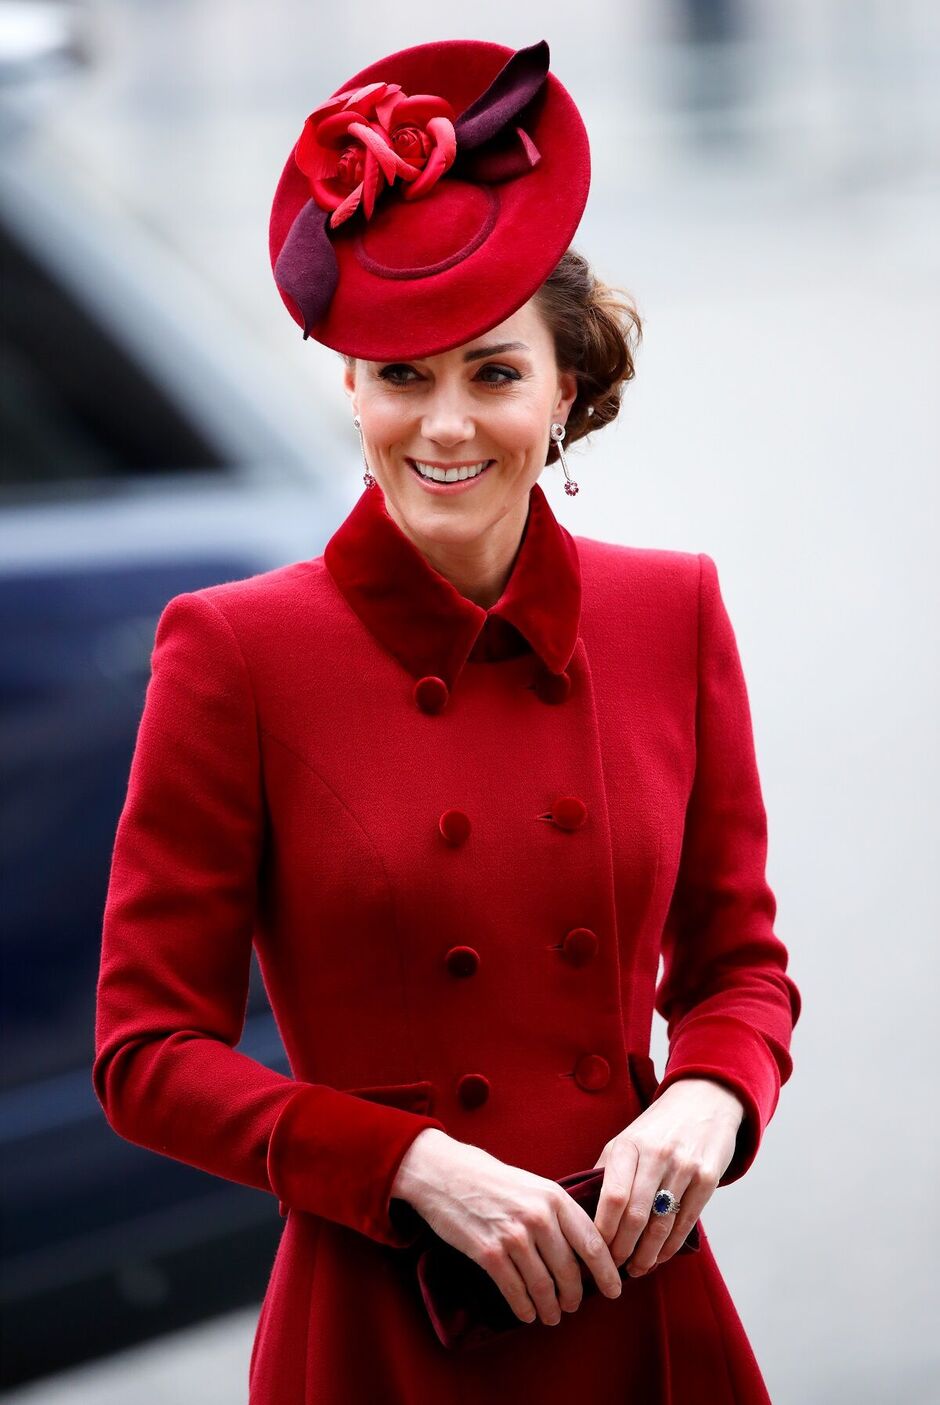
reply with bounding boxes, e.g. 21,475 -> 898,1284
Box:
93,37 -> 801,1404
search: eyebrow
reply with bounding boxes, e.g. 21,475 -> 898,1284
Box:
462,341 -> 530,362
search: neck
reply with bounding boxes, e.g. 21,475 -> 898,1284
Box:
382,495 -> 530,610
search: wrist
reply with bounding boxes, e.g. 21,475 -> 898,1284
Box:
660,1075 -> 746,1127
391,1126 -> 451,1208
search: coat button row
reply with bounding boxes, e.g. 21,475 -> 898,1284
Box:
454,1055 -> 610,1109
414,668 -> 572,713
446,932 -> 598,977
440,798 -> 587,845
445,929 -> 598,978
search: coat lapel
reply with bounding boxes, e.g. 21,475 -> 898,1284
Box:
323,480 -> 582,690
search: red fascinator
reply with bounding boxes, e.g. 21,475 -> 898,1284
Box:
269,37 -> 591,359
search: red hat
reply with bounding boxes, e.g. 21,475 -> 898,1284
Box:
268,38 -> 591,360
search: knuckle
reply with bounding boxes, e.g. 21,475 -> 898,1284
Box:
502,1224 -> 531,1255
599,1190 -> 628,1220
477,1242 -> 504,1272
524,1205 -> 553,1235
528,1270 -> 555,1300
583,1229 -> 611,1259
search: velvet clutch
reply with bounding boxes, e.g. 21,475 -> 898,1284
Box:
413,1165 -> 702,1352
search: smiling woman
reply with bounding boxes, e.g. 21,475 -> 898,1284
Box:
94,35 -> 800,1405
339,251 -> 641,605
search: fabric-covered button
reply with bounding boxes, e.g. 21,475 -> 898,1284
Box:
551,796 -> 587,831
534,668 -> 572,705
445,945 -> 480,977
456,1072 -> 490,1109
439,809 -> 471,846
562,927 -> 598,966
414,675 -> 449,713
574,1053 -> 611,1091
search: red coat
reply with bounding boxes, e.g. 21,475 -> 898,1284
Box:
93,480 -> 801,1403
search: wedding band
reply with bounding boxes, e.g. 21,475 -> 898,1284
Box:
652,1188 -> 681,1216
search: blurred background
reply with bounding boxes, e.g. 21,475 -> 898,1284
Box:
1,1 -> 937,1401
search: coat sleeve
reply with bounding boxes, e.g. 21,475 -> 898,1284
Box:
651,553 -> 802,1185
92,590 -> 446,1248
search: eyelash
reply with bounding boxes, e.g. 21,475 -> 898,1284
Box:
377,364 -> 520,388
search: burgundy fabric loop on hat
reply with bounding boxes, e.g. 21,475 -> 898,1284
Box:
269,37 -> 591,358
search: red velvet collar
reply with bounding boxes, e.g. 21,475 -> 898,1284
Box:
323,480 -> 581,689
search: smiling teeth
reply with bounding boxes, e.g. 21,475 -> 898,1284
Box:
413,460 -> 490,482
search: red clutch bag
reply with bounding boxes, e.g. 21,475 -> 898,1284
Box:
412,1166 -> 702,1352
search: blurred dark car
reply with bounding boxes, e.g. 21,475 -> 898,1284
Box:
0,128 -> 351,1387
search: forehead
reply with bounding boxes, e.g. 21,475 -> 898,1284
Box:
364,296 -> 551,365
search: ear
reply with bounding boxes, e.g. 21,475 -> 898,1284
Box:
553,369 -> 578,424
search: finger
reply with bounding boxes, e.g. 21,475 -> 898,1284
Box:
652,1176 -> 712,1264
592,1139 -> 638,1246
531,1224 -> 587,1315
626,1167 -> 696,1275
506,1234 -> 566,1327
611,1151 -> 685,1270
478,1241 -> 541,1324
560,1199 -> 623,1300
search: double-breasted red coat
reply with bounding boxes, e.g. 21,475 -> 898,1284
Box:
93,478 -> 801,1403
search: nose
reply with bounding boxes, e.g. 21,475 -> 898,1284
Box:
420,386 -> 476,447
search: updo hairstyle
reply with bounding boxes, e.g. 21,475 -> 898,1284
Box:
534,246 -> 642,465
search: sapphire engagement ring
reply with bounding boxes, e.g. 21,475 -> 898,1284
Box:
652,1188 -> 681,1216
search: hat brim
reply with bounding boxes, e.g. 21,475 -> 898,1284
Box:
269,38 -> 591,359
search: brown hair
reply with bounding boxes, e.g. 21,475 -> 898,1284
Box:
533,246 -> 643,465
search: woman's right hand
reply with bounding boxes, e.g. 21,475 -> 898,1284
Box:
391,1128 -> 623,1326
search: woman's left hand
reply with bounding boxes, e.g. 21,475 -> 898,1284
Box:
591,1077 -> 746,1276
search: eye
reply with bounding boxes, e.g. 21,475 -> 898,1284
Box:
377,363 -> 520,387
478,364 -> 519,385
378,364 -> 420,384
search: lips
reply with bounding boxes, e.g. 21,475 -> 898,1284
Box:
407,458 -> 495,488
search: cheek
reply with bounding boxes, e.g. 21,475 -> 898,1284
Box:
491,399 -> 552,457
361,398 -> 409,446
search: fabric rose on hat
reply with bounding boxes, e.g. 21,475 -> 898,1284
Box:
295,81 -> 457,229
